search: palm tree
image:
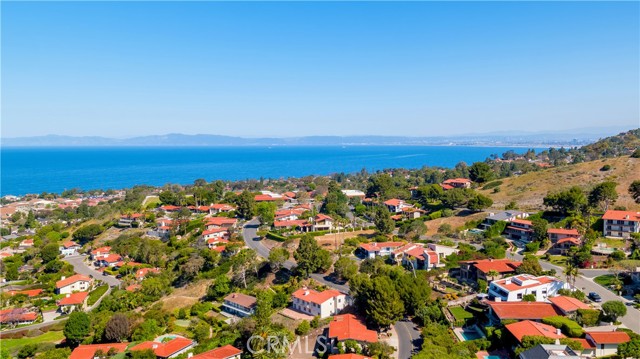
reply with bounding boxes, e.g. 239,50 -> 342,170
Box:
486,270 -> 500,282
564,262 -> 580,290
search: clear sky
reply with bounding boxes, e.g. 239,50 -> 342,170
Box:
2,1 -> 639,138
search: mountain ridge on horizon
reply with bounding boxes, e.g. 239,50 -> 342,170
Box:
1,126 -> 636,147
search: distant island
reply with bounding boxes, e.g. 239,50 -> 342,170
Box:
0,126 -> 632,147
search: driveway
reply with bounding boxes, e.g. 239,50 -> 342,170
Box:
394,319 -> 422,359
62,255 -> 121,287
511,252 -> 640,333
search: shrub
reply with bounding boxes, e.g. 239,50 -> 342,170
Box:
542,316 -> 584,338
266,232 -> 287,242
576,309 -> 601,327
296,320 -> 311,335
600,164 -> 612,171
482,181 -> 503,190
525,242 -> 540,253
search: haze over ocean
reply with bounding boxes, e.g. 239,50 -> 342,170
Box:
1,146 -> 545,196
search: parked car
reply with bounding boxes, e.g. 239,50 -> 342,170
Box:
588,292 -> 602,302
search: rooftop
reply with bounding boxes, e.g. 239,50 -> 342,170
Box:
328,314 -> 377,343
292,287 -> 342,305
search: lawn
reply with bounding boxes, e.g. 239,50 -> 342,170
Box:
2,331 -> 64,353
88,285 -> 109,306
546,255 -> 567,266
594,274 -> 619,287
449,306 -> 474,321
597,238 -> 626,249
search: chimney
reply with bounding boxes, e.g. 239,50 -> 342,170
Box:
188,353 -> 193,358
66,293 -> 70,298
556,328 -> 561,336
152,344 -> 158,349
61,276 -> 66,280
505,278 -> 511,285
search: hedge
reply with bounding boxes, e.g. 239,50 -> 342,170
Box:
542,316 -> 584,338
266,232 -> 287,242
576,309 -> 601,327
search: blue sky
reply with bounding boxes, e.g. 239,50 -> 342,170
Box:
2,1 -> 639,138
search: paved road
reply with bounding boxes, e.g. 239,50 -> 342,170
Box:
0,317 -> 68,334
242,218 -> 419,356
395,319 -> 422,359
510,252 -> 640,333
63,255 -> 122,287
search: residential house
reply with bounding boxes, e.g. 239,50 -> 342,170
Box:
160,205 -> 181,212
136,267 -> 161,281
18,239 -> 34,248
56,274 -> 92,294
118,213 -> 143,227
328,314 -> 377,353
481,211 -> 529,229
401,207 -> 426,219
547,228 -> 581,243
341,190 -> 366,199
602,210 -> 640,238
90,246 -> 111,260
459,258 -> 522,283
274,220 -> 311,231
383,199 -> 412,213
504,219 -> 534,242
292,287 -> 348,318
505,320 -> 565,344
207,238 -> 229,253
488,274 -> 567,302
203,228 -> 229,241
69,343 -> 129,359
255,191 -> 283,202
0,308 -> 38,326
518,344 -> 581,359
190,345 -> 243,359
57,291 -> 89,313
554,237 -> 582,255
97,253 -> 123,268
222,293 -> 257,317
59,241 -> 81,256
313,214 -> 334,231
130,336 -> 196,359
585,331 -> 631,357
205,217 -> 238,230
209,204 -> 236,215
548,296 -> 591,317
440,178 -> 472,190
6,289 -> 43,298
487,302 -> 561,324
358,242 -> 404,259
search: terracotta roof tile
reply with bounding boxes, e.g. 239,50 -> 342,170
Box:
488,302 -> 561,320
190,345 -> 242,359
56,274 -> 92,289
505,320 -> 565,343
70,343 -> 129,359
292,288 -> 342,305
586,331 -> 631,344
328,314 -> 377,343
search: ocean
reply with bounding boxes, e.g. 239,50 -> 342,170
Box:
0,146 -> 544,195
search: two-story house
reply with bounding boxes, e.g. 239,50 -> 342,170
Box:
292,287 -> 348,318
602,210 -> 640,239
459,258 -> 522,283
359,242 -> 404,259
56,274 -> 92,294
504,219 -> 534,242
488,274 -> 567,302
59,241 -> 81,256
222,293 -> 257,317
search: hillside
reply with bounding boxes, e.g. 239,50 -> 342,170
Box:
480,156 -> 640,211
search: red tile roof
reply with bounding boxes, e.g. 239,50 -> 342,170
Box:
404,247 -> 438,264
136,267 -> 161,280
206,217 -> 238,226
101,253 -> 122,263
315,214 -> 333,222
328,314 -> 378,343
0,308 -> 38,324
212,204 -> 235,210
602,210 -> 640,221
505,320 -> 565,343
70,343 -> 129,359
274,220 -> 310,228
548,296 -> 590,313
488,302 -> 561,320
547,228 -> 580,236
292,288 -> 342,305
7,289 -> 43,297
492,274 -> 557,291
62,241 -> 80,248
557,237 -> 581,245
462,259 -> 522,274
586,331 -> 631,344
56,274 -> 92,289
191,345 -> 243,359
383,199 -> 403,207
511,219 -> 533,226
126,284 -> 142,292
203,228 -> 228,235
255,194 -> 278,202
443,178 -> 471,185
160,205 -> 181,211
131,337 -> 194,357
574,338 -> 596,349
440,184 -> 455,190
58,291 -> 89,306
359,242 -> 404,252
91,246 -> 111,255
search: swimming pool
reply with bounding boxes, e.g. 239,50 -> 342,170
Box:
484,356 -> 502,359
461,330 -> 484,340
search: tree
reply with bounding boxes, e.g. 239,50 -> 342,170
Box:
296,320 -> 310,335
72,223 -> 103,243
486,270 -> 500,282
132,319 -> 161,341
372,206 -> 394,235
522,294 -> 536,302
41,243 -> 60,263
231,249 -> 258,288
531,219 -> 549,243
131,350 -> 157,359
366,342 -> 395,359
207,275 -> 231,299
629,180 -> 640,204
588,181 -> 618,211
602,301 -> 627,322
416,184 -> 443,206
254,290 -> 273,328
366,276 -> 404,328
35,348 -> 71,359
467,194 -> 493,211
469,162 -> 494,183
543,187 -> 587,215
64,311 -> 91,347
256,202 -> 277,226
268,248 -> 290,272
441,188 -> 470,209
235,190 -> 255,219
17,344 -> 37,359
618,337 -> 640,359
321,182 -> 350,217
333,256 -> 358,282
395,273 -> 432,315
516,255 -> 543,276
294,235 -> 332,277
399,220 -> 427,241
104,313 -> 131,342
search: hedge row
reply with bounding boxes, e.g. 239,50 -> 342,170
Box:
542,316 -> 584,338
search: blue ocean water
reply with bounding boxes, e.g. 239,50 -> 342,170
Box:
0,146 -> 543,195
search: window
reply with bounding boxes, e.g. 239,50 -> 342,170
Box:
517,293 -> 523,300
531,291 -> 537,296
